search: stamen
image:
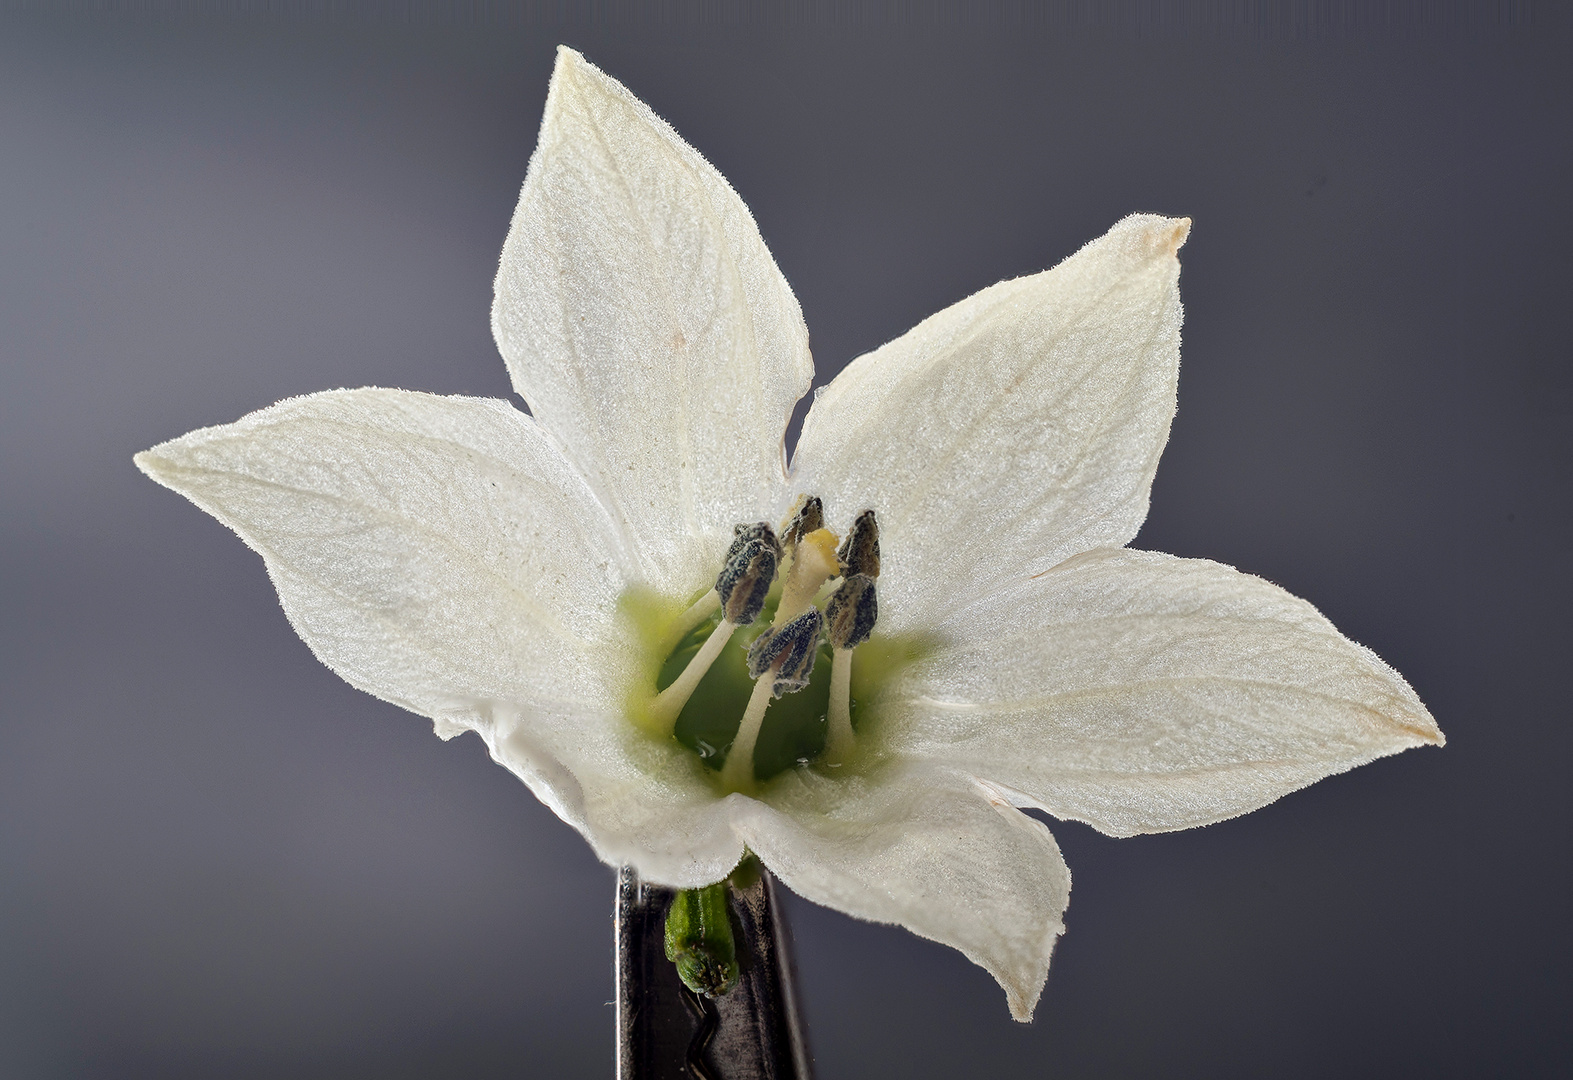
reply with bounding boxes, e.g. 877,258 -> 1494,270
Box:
716,522 -> 782,626
723,608 -> 823,790
721,676 -> 777,792
837,509 -> 881,579
647,619 -> 738,731
630,500 -> 907,783
825,574 -> 878,651
823,571 -> 878,766
824,648 -> 856,766
661,589 -> 721,654
780,494 -> 825,549
649,522 -> 781,735
747,609 -> 823,696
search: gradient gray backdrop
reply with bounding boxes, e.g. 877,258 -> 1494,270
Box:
2,7 -> 1567,1078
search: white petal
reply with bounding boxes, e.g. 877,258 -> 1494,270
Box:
492,47 -> 813,597
488,708 -> 747,889
881,548 -> 1443,837
136,389 -> 631,716
792,214 -> 1188,631
732,762 -> 1070,1021
136,390 -> 741,880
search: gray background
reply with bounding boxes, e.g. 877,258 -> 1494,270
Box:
2,6 -> 1568,1078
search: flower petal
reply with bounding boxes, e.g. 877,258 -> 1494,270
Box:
492,47 -> 814,597
792,214 -> 1188,631
882,548 -> 1443,837
135,389 -> 743,881
732,762 -> 1070,1021
137,389 -> 631,720
488,708 -> 747,889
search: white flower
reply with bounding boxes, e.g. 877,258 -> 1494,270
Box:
135,47 -> 1442,1021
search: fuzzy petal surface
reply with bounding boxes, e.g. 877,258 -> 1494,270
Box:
733,762 -> 1070,1021
881,547 -> 1443,837
792,214 -> 1188,632
488,706 -> 747,888
135,389 -> 744,885
492,47 -> 813,597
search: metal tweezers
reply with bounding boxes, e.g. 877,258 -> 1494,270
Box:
615,866 -> 813,1080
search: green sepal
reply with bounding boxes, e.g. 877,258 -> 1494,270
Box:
664,881 -> 739,998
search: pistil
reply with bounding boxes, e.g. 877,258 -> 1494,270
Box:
775,527 -> 840,625
720,511 -> 845,789
641,500 -> 889,786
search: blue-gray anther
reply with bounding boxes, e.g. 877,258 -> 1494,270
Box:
723,522 -> 779,567
716,522 -> 781,626
780,495 -> 824,549
826,573 -> 878,650
837,509 -> 881,579
746,609 -> 823,697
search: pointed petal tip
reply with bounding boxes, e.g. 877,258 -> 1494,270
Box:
552,44 -> 589,80
1386,694 -> 1444,749
1109,213 -> 1191,261
544,46 -> 598,111
551,45 -> 622,102
133,446 -> 174,483
1005,971 -> 1046,1022
1004,914 -> 1063,1022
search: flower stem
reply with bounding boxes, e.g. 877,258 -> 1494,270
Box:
616,865 -> 811,1079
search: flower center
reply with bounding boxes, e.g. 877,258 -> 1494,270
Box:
624,496 -> 920,792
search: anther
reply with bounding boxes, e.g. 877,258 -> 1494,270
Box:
837,509 -> 880,579
647,523 -> 782,735
716,522 -> 782,626
746,609 -> 823,698
723,609 -> 823,791
780,494 -> 825,549
825,574 -> 878,652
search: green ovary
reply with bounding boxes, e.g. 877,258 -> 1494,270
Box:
622,586 -> 929,785
663,612 -> 831,780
